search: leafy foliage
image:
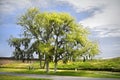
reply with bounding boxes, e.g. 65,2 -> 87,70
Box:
8,7 -> 100,73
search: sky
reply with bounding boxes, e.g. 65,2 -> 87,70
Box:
0,0 -> 120,59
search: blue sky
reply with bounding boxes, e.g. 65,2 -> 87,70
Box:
0,0 -> 120,58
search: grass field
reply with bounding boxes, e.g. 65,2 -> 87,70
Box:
56,57 -> 120,72
0,68 -> 120,78
0,57 -> 120,78
0,74 -> 51,80
0,57 -> 120,71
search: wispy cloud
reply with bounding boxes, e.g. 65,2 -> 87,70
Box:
0,0 -> 31,14
0,0 -> 56,25
58,0 -> 105,13
58,0 -> 120,37
0,0 -> 120,37
0,0 -> 119,58
93,24 -> 120,37
0,0 -> 60,14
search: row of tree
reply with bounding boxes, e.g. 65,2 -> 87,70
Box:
8,8 -> 99,73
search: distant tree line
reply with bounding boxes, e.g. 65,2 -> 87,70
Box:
8,8 -> 99,73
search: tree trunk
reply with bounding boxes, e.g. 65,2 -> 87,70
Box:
42,61 -> 45,69
46,60 -> 49,73
54,35 -> 58,73
38,52 -> 42,68
42,54 -> 46,69
22,58 -> 25,63
22,54 -> 25,63
54,61 -> 57,73
83,56 -> 86,62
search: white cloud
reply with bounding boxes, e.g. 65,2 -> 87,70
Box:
0,0 -> 54,25
1,0 -> 120,37
0,0 -> 53,14
58,0 -> 120,37
79,0 -> 120,37
58,0 -> 105,13
113,43 -> 120,47
79,0 -> 120,28
93,24 -> 120,37
0,0 -> 32,14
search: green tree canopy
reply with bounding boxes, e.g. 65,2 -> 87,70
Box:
8,7 -> 100,73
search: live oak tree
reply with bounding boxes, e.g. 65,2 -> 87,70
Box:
9,7 -> 99,73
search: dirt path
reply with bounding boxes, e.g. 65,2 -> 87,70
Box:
0,72 -> 119,80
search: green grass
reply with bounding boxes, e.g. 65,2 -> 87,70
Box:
56,57 -> 120,71
0,57 -> 120,78
0,74 -> 51,80
0,68 -> 120,78
0,61 -> 40,69
0,57 -> 120,72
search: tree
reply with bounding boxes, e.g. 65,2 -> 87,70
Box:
30,40 -> 44,68
9,7 -> 99,73
8,37 -> 32,62
20,37 -> 33,63
35,12 -> 92,72
8,37 -> 22,60
17,8 -> 54,73
87,42 -> 99,60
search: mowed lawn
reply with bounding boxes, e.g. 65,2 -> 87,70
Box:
0,74 -> 51,80
0,57 -> 120,78
0,68 -> 120,78
0,57 -> 120,71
